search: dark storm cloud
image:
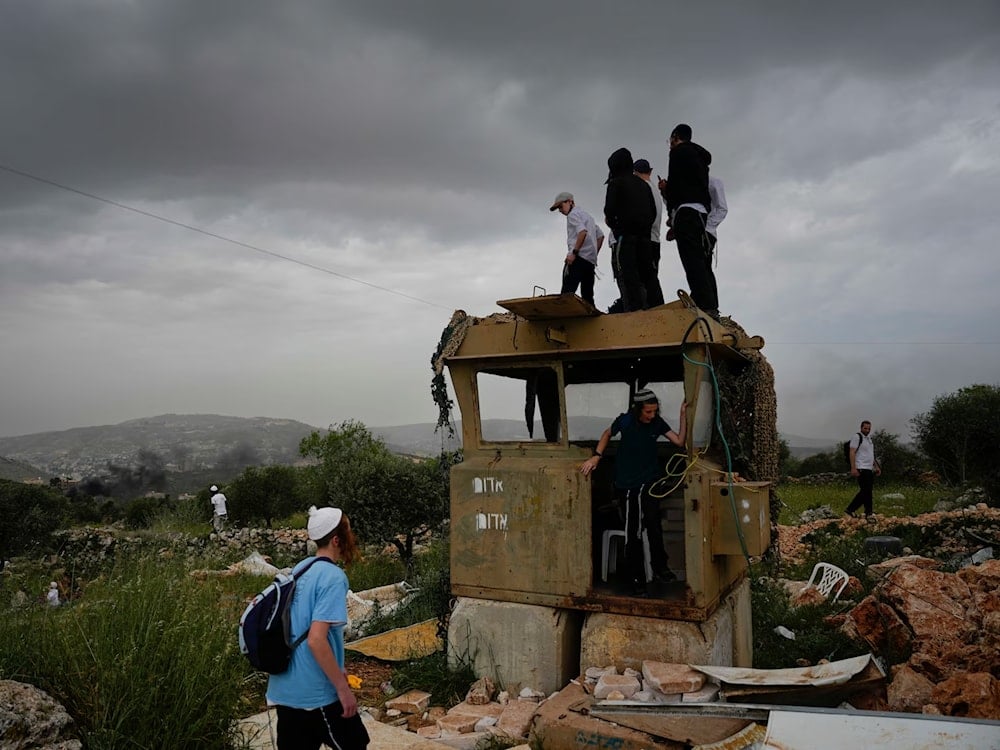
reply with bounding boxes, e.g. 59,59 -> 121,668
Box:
1,0 -> 998,440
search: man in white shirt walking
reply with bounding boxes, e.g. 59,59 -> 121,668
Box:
845,421 -> 881,518
210,484 -> 228,533
550,191 -> 605,306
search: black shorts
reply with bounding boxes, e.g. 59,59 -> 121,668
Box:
275,701 -> 370,750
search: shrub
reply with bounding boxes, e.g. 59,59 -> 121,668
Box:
0,555 -> 254,749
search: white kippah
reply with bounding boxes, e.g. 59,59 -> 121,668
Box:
307,505 -> 343,540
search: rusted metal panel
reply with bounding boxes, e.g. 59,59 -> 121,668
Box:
710,481 -> 771,557
450,458 -> 592,598
497,293 -> 600,319
446,304 -> 725,361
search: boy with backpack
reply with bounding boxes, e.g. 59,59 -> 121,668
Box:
845,420 -> 881,519
265,505 -> 369,749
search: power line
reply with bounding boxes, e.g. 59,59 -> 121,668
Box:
0,162 -> 451,310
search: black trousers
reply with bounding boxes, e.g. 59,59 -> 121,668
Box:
613,235 -> 659,312
674,207 -> 718,313
845,469 -> 876,516
561,257 -> 595,305
276,702 -> 370,750
619,485 -> 669,584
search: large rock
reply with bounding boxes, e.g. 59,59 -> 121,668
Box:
0,680 -> 82,750
843,595 -> 912,660
927,672 -> 1000,719
880,565 -> 973,643
887,664 -> 934,713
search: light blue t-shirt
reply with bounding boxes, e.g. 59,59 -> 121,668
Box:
266,556 -> 349,709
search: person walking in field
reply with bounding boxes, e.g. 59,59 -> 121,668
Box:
266,505 -> 369,749
845,420 -> 881,519
210,484 -> 228,533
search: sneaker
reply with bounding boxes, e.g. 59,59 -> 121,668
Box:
652,569 -> 678,583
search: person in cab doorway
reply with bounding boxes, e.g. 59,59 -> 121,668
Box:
549,191 -> 604,306
580,389 -> 687,597
210,484 -> 228,533
658,124 -> 718,320
845,420 -> 881,519
266,505 -> 369,750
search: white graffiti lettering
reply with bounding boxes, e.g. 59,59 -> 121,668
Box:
472,477 -> 504,494
475,512 -> 508,531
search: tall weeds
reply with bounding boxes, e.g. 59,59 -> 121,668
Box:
0,554 -> 253,749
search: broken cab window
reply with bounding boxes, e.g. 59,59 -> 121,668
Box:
476,367 -> 562,443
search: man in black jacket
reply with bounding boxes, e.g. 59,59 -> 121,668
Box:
658,124 -> 718,319
604,147 -> 658,312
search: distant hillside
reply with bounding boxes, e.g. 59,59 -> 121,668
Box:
0,414 -> 323,478
0,455 -> 48,482
0,414 -> 843,479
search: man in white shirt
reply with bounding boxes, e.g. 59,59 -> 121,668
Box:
706,176 -> 728,253
550,191 -> 605,306
845,421 -> 881,518
210,484 -> 229,532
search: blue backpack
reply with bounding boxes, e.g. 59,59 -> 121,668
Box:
238,556 -> 335,674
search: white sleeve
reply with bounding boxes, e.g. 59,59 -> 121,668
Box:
707,178 -> 728,232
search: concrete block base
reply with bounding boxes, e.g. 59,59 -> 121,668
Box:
448,598 -> 582,696
580,578 -> 752,672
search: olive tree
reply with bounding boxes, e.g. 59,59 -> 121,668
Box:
911,384 -> 1000,498
300,422 -> 453,566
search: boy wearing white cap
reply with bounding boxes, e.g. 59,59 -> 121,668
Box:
550,191 -> 605,306
266,505 -> 369,749
580,389 -> 687,597
210,485 -> 228,533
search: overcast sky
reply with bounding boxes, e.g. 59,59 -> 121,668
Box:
2,1 -> 998,442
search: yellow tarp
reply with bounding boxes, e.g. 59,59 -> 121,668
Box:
344,619 -> 442,661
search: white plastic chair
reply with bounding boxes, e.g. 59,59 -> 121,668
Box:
601,529 -> 653,582
804,562 -> 850,602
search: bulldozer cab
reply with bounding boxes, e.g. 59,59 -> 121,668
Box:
441,294 -> 773,621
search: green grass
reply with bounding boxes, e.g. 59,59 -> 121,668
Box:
775,480 -> 955,524
0,555 -> 255,749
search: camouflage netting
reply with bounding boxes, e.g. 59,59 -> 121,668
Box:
430,310 -> 518,436
715,317 -> 781,524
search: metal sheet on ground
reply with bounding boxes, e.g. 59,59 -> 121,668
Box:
345,619 -> 442,661
763,708 -> 1000,750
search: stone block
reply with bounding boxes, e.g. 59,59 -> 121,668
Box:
448,598 -> 582,696
416,725 -> 441,739
682,683 -> 720,703
496,696 -> 538,739
887,664 -> 934,713
385,689 -> 431,715
580,580 -> 750,672
438,713 -> 478,735
642,662 -> 704,694
465,676 -> 496,705
447,701 -> 503,720
594,673 -> 641,700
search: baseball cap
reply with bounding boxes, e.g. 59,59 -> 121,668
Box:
633,158 -> 652,174
549,191 -> 573,211
307,505 -> 344,540
210,485 -> 218,492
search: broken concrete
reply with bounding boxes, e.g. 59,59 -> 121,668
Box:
385,690 -> 431,715
594,673 -> 641,700
447,598 -> 581,695
642,662 -> 705,694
